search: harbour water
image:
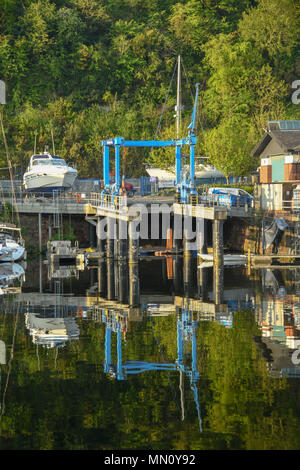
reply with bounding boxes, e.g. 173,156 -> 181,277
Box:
0,256 -> 300,451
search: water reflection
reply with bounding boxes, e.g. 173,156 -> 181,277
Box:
2,255 -> 300,448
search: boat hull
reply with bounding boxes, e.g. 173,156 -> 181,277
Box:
24,170 -> 77,193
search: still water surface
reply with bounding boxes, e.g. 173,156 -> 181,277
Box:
0,256 -> 300,450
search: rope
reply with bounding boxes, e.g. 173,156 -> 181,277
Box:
0,108 -> 21,230
181,58 -> 203,134
149,58 -> 178,158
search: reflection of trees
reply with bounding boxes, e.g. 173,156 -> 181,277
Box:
0,310 -> 299,449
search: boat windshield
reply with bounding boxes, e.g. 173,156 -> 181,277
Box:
32,159 -> 67,166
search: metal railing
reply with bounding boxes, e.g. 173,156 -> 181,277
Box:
1,190 -> 128,211
2,188 -> 255,212
190,193 -> 255,211
95,193 -> 128,211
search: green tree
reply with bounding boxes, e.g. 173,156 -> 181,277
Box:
202,117 -> 258,182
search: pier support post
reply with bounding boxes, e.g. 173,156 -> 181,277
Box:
213,264 -> 224,305
173,213 -> 182,252
183,255 -> 196,298
48,215 -> 52,241
128,219 -> 139,264
182,216 -> 195,257
89,221 -> 96,248
212,219 -> 224,305
106,217 -> 115,259
96,217 -> 105,258
38,212 -> 42,253
213,219 -> 224,267
197,218 -> 207,256
128,219 -> 139,306
129,262 -> 140,307
197,265 -> 208,301
173,255 -> 183,295
197,218 -> 208,300
97,258 -> 107,296
117,219 -> 128,304
107,259 -> 115,300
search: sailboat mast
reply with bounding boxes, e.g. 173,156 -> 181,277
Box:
176,54 -> 181,139
51,129 -> 55,154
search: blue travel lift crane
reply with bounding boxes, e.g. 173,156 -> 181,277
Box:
101,307 -> 202,432
100,83 -> 200,204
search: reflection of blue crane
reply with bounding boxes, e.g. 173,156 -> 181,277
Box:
101,306 -> 202,432
176,306 -> 202,432
100,84 -> 200,203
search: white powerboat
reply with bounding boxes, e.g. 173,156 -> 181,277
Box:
146,164 -> 225,187
23,151 -> 77,193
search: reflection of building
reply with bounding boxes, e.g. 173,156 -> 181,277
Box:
256,297 -> 300,349
254,267 -> 300,377
252,120 -> 300,211
25,312 -> 79,348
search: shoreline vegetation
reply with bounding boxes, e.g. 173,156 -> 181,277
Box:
0,0 -> 299,182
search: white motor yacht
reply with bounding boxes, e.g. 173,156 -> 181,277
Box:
23,151 -> 77,192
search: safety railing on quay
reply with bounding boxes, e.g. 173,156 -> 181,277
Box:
1,189 -> 128,211
2,188 -> 257,212
187,193 -> 255,212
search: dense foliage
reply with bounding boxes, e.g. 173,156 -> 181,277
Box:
0,0 -> 299,178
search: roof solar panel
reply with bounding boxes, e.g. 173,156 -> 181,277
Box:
268,120 -> 300,130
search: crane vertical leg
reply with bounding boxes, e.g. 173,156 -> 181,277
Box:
104,326 -> 112,373
117,329 -> 125,380
177,314 -> 183,369
103,145 -> 110,190
115,145 -> 120,193
190,143 -> 195,193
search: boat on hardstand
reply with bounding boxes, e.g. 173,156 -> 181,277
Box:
146,164 -> 226,189
0,223 -> 26,262
23,151 -> 78,193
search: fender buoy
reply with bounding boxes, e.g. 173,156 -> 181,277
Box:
76,193 -> 82,203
